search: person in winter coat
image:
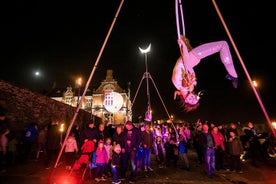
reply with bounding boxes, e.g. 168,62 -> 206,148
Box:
211,126 -> 226,170
94,140 -> 109,182
64,132 -> 78,170
228,131 -> 244,173
141,124 -> 154,171
111,144 -> 122,184
22,122 -> 39,160
121,121 -> 142,183
153,136 -> 165,168
178,135 -> 190,170
44,120 -> 60,169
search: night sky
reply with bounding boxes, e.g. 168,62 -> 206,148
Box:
1,0 -> 275,124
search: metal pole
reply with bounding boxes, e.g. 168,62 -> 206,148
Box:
211,0 -> 276,138
145,52 -> 151,111
52,0 -> 125,169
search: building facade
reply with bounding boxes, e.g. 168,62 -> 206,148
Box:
51,70 -> 132,125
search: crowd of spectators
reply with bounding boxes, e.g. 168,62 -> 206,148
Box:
0,111 -> 275,183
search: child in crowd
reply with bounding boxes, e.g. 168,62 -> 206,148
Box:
136,145 -> 144,171
95,140 -> 109,182
64,132 -> 78,170
111,144 -> 122,184
104,137 -> 113,177
228,131 -> 244,173
178,135 -> 190,170
153,136 -> 165,168
164,138 -> 179,167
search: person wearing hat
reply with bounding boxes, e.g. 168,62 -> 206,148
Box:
121,121 -> 142,183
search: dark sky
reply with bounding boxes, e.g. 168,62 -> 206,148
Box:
1,0 -> 275,124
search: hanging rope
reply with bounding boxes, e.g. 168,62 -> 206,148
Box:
175,0 -> 186,39
171,0 -> 192,142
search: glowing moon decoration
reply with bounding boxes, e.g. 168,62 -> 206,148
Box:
104,92 -> 124,113
139,44 -> 151,54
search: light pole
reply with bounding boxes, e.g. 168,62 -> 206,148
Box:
76,77 -> 82,106
139,44 -> 152,122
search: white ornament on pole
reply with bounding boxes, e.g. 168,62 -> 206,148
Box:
104,92 -> 124,113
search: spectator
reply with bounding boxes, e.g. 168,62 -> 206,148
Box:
104,137 -> 113,177
111,144 -> 122,184
164,138 -> 179,167
72,125 -> 80,149
112,125 -> 124,147
178,135 -> 190,170
22,123 -> 39,160
94,123 -> 108,144
226,123 -> 239,141
217,123 -> 227,141
225,122 -> 239,164
94,140 -> 108,182
153,136 -> 165,168
136,144 -> 144,172
211,126 -> 226,170
36,126 -> 47,160
121,121 -> 142,183
79,121 -> 97,147
141,124 -> 154,171
45,120 -> 60,169
199,123 -> 216,177
64,132 -> 78,170
162,123 -> 169,143
242,122 -> 262,166
228,131 -> 244,173
192,122 -> 204,164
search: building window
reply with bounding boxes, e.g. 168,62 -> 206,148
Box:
104,90 -> 114,106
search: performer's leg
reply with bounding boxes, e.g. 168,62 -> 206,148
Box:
191,41 -> 238,88
191,41 -> 238,78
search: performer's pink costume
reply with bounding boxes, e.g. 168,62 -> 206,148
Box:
172,38 -> 238,111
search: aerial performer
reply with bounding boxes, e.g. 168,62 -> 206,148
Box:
172,0 -> 238,112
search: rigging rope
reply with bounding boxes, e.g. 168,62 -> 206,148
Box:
175,0 -> 186,39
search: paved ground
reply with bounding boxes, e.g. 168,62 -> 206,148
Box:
1,149 -> 276,184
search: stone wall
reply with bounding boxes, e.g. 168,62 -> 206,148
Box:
0,80 -> 101,132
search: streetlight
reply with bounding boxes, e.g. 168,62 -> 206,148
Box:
139,44 -> 152,122
76,77 -> 82,106
252,80 -> 258,88
272,122 -> 276,130
252,80 -> 262,99
59,123 -> 65,146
